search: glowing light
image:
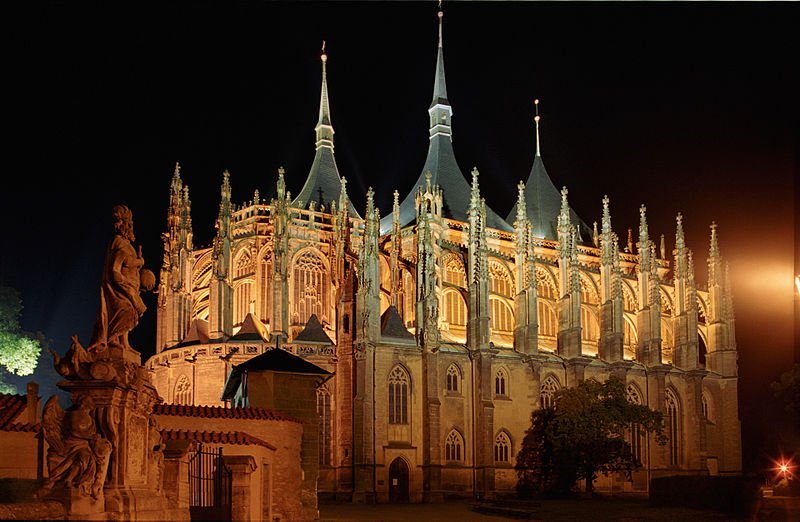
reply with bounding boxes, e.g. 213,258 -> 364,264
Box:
780,463 -> 789,474
795,275 -> 800,295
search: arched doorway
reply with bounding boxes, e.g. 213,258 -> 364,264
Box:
388,457 -> 410,503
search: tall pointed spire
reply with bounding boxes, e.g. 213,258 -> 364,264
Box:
383,3 -> 511,233
431,5 -> 448,109
506,99 -> 591,240
293,43 -> 359,217
315,40 -> 334,151
534,98 -> 541,157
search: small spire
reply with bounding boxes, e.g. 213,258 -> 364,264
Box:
660,234 -> 666,260
366,186 -> 375,216
339,176 -> 348,210
277,166 -> 286,199
601,195 -> 611,234
516,180 -> 527,224
592,221 -> 599,248
626,228 -> 633,254
431,2 -> 449,107
638,204 -> 648,246
470,167 -> 480,208
709,221 -> 719,259
534,98 -> 541,157
675,212 -> 685,250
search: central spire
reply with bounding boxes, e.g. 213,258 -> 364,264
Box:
383,4 -> 511,233
293,42 -> 359,217
315,40 -> 334,150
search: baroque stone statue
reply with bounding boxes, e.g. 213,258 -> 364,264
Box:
36,394 -> 112,500
90,204 -> 155,353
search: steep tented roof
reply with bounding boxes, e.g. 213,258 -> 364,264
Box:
380,305 -> 415,341
220,346 -> 332,401
507,155 -> 591,240
178,318 -> 210,347
229,313 -> 269,342
292,49 -> 360,217
294,314 -> 334,344
381,7 -> 512,234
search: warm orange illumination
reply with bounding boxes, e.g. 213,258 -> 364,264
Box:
780,463 -> 789,474
795,275 -> 800,295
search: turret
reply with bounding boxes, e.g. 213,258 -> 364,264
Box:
672,213 -> 699,369
467,168 -> 490,351
209,170 -> 233,339
513,181 -> 538,354
598,196 -> 623,362
356,189 -> 381,343
271,167 -> 291,342
705,223 -> 737,376
157,162 -> 195,351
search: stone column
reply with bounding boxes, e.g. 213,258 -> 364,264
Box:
163,439 -> 193,510
224,455 -> 257,522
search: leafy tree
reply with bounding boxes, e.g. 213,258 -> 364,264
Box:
771,363 -> 800,427
516,376 -> 666,497
0,286 -> 42,394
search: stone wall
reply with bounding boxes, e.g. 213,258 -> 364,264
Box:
154,413 -> 310,521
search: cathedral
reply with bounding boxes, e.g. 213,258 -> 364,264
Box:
147,6 -> 741,502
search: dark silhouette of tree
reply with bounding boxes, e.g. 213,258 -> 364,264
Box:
516,376 -> 666,497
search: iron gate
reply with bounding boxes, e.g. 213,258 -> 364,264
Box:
188,444 -> 232,521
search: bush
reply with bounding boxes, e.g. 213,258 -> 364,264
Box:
649,475 -> 761,516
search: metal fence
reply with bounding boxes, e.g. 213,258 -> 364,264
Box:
188,444 -> 232,521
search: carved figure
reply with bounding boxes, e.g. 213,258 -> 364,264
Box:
51,335 -> 95,380
148,417 -> 165,494
37,395 -> 112,500
90,205 -> 155,352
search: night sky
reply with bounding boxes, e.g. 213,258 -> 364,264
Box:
3,2 -> 797,474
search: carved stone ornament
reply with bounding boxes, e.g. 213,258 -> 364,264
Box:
36,394 -> 112,500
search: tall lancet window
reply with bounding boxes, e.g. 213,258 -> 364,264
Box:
446,364 -> 460,393
488,259 -> 514,336
233,250 -> 253,326
540,375 -> 560,409
494,432 -> 511,463
494,368 -> 508,397
259,251 -> 273,324
443,256 -> 467,327
388,366 -> 410,425
292,250 -> 329,326
666,388 -> 681,466
317,385 -> 332,466
537,277 -> 558,344
445,430 -> 464,462
626,384 -> 645,465
174,374 -> 192,405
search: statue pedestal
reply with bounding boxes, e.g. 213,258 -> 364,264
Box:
54,362 -> 188,521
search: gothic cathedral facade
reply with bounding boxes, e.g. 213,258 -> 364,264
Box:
148,7 -> 741,502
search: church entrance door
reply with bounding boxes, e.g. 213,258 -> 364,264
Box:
388,457 -> 410,503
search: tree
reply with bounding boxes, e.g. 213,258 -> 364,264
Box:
516,376 -> 666,497
0,286 -> 42,394
771,363 -> 800,427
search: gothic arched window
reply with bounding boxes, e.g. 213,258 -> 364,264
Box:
317,386 -> 332,466
490,297 -> 514,333
388,366 -> 410,425
259,251 -> 273,324
540,375 -> 559,409
494,432 -> 511,463
626,384 -> 645,465
445,430 -> 464,462
446,364 -> 460,393
489,260 -> 513,297
292,250 -> 329,326
174,374 -> 192,405
666,388 -> 681,466
495,368 -> 508,397
443,289 -> 467,327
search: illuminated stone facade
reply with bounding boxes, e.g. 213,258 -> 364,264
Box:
147,7 -> 741,502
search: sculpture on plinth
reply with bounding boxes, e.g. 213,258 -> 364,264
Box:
36,394 -> 112,500
36,205 -> 185,520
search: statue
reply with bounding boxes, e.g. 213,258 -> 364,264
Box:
36,395 -> 112,500
90,205 -> 155,353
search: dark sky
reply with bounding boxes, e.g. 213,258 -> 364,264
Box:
3,2 -> 797,472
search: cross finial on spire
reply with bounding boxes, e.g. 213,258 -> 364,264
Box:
534,98 -> 541,157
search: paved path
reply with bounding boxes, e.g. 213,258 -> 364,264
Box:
318,497 -> 761,521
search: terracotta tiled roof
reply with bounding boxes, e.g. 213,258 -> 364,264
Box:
160,429 -> 276,450
2,422 -> 40,433
0,392 -> 27,430
153,403 -> 299,423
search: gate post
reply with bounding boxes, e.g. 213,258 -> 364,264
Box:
224,455 -> 257,522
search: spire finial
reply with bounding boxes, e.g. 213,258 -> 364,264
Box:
534,98 -> 541,157
315,40 -> 334,150
470,167 -> 480,209
676,212 -> 685,250
321,40 -> 327,61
